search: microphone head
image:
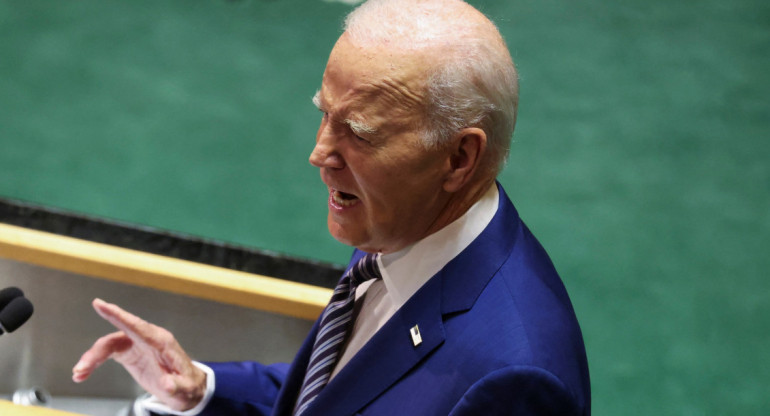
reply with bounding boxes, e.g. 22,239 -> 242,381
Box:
0,296 -> 34,334
0,287 -> 24,310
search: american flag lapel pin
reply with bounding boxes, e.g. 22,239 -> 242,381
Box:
410,324 -> 423,347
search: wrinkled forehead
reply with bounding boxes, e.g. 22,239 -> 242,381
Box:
320,36 -> 433,126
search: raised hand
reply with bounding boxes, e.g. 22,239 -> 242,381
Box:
72,298 -> 207,411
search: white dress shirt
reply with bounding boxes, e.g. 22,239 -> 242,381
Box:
138,183 -> 499,415
331,183 -> 499,378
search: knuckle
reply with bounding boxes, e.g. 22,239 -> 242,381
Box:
157,328 -> 175,344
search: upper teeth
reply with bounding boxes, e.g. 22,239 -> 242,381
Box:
333,190 -> 358,207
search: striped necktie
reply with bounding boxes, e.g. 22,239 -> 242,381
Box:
294,252 -> 382,415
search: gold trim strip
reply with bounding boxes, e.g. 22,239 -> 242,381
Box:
0,223 -> 330,321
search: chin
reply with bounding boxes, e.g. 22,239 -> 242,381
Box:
327,219 -> 381,253
328,218 -> 360,247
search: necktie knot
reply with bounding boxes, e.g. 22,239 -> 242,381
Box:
348,252 -> 382,287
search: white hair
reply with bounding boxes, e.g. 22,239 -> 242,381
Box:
343,0 -> 519,174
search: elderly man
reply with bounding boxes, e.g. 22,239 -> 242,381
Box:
73,0 -> 590,415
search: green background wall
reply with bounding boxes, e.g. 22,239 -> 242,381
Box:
1,0 -> 768,413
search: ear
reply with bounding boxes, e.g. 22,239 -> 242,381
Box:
443,127 -> 487,193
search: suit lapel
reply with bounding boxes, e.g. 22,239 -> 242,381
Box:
440,183 -> 519,315
271,320 -> 319,416
304,275 -> 445,415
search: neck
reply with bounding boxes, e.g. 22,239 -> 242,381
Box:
421,177 -> 497,243
372,177 -> 497,255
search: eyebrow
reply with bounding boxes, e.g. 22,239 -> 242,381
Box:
311,90 -> 379,136
346,118 -> 378,136
312,90 -> 323,110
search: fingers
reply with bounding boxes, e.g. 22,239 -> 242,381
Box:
72,331 -> 132,383
92,298 -> 147,339
74,299 -> 205,411
92,298 -> 170,349
73,299 -> 161,383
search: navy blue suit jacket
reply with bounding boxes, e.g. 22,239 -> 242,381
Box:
201,184 -> 590,415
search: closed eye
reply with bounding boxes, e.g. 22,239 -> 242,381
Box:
313,90 -> 375,142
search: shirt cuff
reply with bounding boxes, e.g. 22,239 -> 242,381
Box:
133,362 -> 215,416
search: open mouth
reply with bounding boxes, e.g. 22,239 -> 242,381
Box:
331,188 -> 360,207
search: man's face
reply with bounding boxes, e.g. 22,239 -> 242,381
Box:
309,36 -> 453,254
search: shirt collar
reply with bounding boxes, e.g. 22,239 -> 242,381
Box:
376,183 -> 499,309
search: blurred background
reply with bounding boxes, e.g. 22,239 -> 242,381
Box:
1,0 -> 768,414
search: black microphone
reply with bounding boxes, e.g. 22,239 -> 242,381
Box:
0,286 -> 24,310
0,296 -> 34,335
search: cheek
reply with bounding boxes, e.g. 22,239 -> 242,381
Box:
363,175 -> 433,223
354,144 -> 447,208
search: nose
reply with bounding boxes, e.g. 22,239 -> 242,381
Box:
309,123 -> 345,169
